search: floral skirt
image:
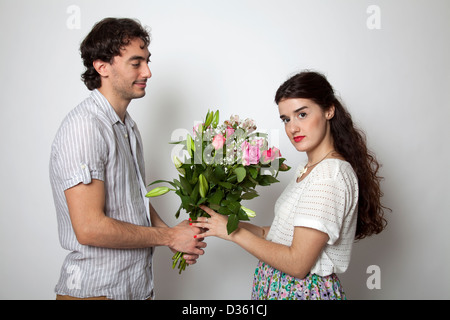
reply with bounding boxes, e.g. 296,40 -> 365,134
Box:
251,261 -> 346,300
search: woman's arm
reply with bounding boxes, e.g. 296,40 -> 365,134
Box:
238,222 -> 270,239
196,205 -> 328,279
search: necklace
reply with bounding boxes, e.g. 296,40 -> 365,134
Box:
297,150 -> 335,179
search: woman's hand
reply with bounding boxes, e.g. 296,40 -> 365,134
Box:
192,205 -> 237,241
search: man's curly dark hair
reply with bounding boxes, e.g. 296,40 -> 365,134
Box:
80,17 -> 151,90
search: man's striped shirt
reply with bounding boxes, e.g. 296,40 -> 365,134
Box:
49,89 -> 153,300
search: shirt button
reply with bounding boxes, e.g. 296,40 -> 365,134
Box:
81,164 -> 86,169
124,134 -> 128,138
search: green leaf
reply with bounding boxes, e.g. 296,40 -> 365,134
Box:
169,140 -> 186,145
237,208 -> 250,221
234,166 -> 246,183
214,166 -> 226,180
173,179 -> 182,189
218,181 -> 233,189
175,204 -> 182,219
190,182 -> 199,202
226,191 -> 241,202
218,206 -> 233,216
241,190 -> 259,200
227,214 -> 239,235
208,203 -> 221,211
241,179 -> 256,189
179,175 -> 193,194
196,197 -> 207,205
148,179 -> 173,186
261,175 -> 280,184
204,166 -> 219,184
208,189 -> 224,205
180,194 -> 193,209
183,165 -> 193,181
227,201 -> 241,214
226,174 -> 237,183
248,166 -> 258,179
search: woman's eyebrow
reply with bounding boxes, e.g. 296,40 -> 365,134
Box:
294,106 -> 308,113
279,106 -> 308,119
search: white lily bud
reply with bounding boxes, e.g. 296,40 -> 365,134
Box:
241,205 -> 256,218
173,156 -> 185,175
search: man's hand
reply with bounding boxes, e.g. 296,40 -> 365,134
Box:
169,220 -> 206,263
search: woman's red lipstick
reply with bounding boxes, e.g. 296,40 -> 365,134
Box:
294,136 -> 305,142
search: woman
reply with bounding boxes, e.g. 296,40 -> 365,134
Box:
194,71 -> 388,300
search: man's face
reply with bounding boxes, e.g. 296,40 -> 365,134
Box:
107,38 -> 152,102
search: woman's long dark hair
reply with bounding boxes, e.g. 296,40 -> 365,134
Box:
275,71 -> 388,239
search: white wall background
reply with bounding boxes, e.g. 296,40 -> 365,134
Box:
1,0 -> 449,300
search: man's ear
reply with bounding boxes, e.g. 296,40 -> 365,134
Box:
93,59 -> 109,77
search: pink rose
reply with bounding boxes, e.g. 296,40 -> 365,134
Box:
241,141 -> 261,166
226,126 -> 235,138
261,147 -> 281,164
212,133 -> 226,150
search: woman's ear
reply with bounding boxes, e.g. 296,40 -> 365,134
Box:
326,105 -> 335,120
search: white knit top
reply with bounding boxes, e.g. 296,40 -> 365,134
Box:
266,159 -> 359,276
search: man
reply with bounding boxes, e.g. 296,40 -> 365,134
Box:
49,17 -> 205,300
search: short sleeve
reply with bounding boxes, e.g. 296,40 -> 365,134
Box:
293,176 -> 350,245
51,115 -> 106,190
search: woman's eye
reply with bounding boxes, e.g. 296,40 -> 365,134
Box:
281,118 -> 290,124
298,112 -> 307,119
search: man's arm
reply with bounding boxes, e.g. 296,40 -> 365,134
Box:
149,202 -> 169,228
64,179 -> 205,255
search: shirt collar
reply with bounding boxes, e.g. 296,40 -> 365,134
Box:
90,89 -> 135,128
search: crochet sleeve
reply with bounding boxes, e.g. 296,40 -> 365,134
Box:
293,173 -> 354,245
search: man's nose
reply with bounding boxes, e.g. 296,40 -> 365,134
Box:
142,64 -> 152,79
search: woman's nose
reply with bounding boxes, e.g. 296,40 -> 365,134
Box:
287,119 -> 300,134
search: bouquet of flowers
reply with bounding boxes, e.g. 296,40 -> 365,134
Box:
146,110 -> 290,273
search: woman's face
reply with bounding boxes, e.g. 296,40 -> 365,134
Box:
278,98 -> 334,155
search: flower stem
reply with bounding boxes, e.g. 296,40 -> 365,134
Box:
172,251 -> 188,274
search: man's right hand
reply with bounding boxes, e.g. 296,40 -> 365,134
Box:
169,220 -> 207,258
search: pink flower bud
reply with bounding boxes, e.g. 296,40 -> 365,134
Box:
212,133 -> 226,150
